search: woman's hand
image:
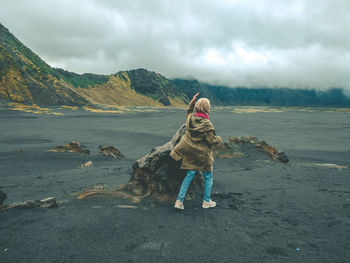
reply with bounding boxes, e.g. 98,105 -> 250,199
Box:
186,92 -> 199,113
191,92 -> 199,103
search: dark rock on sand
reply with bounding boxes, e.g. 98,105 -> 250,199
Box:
0,196 -> 57,210
214,135 -> 289,163
99,145 -> 124,159
274,151 -> 289,163
48,141 -> 90,155
0,190 -> 7,206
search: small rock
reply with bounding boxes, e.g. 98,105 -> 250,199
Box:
79,160 -> 93,168
48,141 -> 90,155
99,146 -> 124,159
40,197 -> 57,208
275,151 -> 289,163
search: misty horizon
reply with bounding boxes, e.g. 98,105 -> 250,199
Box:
1,0 -> 350,90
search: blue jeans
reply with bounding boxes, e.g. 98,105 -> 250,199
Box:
176,170 -> 213,202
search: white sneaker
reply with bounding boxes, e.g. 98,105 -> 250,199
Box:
174,200 -> 184,210
202,200 -> 216,209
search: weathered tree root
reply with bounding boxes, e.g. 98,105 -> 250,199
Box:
0,196 -> 57,211
76,183 -> 149,203
76,181 -> 203,204
76,129 -> 289,204
77,124 -> 204,203
214,135 -> 289,163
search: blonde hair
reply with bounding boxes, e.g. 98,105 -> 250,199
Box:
194,98 -> 210,115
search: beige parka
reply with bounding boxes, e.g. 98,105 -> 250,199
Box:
170,100 -> 222,172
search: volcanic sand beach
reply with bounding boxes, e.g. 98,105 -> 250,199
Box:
1,105 -> 350,262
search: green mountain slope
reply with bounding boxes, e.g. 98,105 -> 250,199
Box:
0,23 -> 187,106
126,69 -> 187,105
1,22 -> 349,108
0,23 -> 89,105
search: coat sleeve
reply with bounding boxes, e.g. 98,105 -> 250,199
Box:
186,99 -> 196,118
204,130 -> 222,146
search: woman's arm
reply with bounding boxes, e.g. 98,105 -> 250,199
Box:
204,130 -> 222,146
186,92 -> 199,115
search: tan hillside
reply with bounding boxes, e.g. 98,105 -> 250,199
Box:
77,73 -> 163,106
0,23 -> 187,107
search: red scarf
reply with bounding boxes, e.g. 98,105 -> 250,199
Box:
194,112 -> 209,120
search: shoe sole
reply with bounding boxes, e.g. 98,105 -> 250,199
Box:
174,203 -> 184,210
202,204 -> 216,209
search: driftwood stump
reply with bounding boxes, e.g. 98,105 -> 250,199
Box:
214,135 -> 289,163
77,124 -> 204,203
130,124 -> 204,202
77,129 -> 289,203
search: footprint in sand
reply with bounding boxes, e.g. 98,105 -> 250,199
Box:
212,192 -> 244,210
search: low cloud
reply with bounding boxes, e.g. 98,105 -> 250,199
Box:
1,0 -> 349,89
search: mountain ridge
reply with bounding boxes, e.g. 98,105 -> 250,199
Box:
1,22 -> 350,108
0,23 -> 187,107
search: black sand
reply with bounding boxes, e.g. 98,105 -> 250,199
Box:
1,107 -> 350,262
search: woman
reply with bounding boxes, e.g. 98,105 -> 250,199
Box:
170,92 -> 222,210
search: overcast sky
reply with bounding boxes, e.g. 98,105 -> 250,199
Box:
1,0 -> 349,90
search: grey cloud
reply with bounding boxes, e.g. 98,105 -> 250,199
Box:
0,0 -> 349,89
